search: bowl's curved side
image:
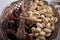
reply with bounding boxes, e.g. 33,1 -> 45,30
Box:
46,5 -> 60,40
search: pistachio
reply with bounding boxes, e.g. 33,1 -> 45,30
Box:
45,14 -> 52,17
54,17 -> 58,23
36,27 -> 41,32
50,17 -> 55,22
38,36 -> 46,40
29,17 -> 37,21
33,11 -> 40,17
46,17 -> 50,21
46,33 -> 51,37
36,23 -> 44,28
29,3 -> 37,11
50,26 -> 55,31
48,6 -> 52,11
40,15 -> 45,18
37,6 -> 42,11
28,11 -> 33,17
29,6 -> 37,11
36,19 -> 42,22
31,27 -> 36,33
39,9 -> 47,13
35,38 -> 40,40
43,18 -> 49,23
39,1 -> 44,6
29,17 -> 42,22
35,0 -> 39,3
42,23 -> 45,27
44,28 -> 52,33
40,31 -> 46,36
34,33 -> 39,37
46,23 -> 51,28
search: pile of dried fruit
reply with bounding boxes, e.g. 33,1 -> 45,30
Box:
25,0 -> 58,40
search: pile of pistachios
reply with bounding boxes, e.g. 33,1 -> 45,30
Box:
26,0 -> 58,40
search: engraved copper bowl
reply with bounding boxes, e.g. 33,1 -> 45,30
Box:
0,0 -> 60,40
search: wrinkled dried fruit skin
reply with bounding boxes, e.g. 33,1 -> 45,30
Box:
1,1 -> 26,40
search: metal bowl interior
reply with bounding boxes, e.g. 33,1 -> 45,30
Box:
24,2 -> 60,40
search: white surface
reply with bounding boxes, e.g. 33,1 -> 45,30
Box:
53,0 -> 60,2
55,5 -> 60,8
45,0 -> 52,4
0,0 -> 17,14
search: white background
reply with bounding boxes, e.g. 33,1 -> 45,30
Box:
0,0 -> 17,14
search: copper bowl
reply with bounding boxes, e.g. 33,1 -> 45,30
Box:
0,0 -> 60,40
